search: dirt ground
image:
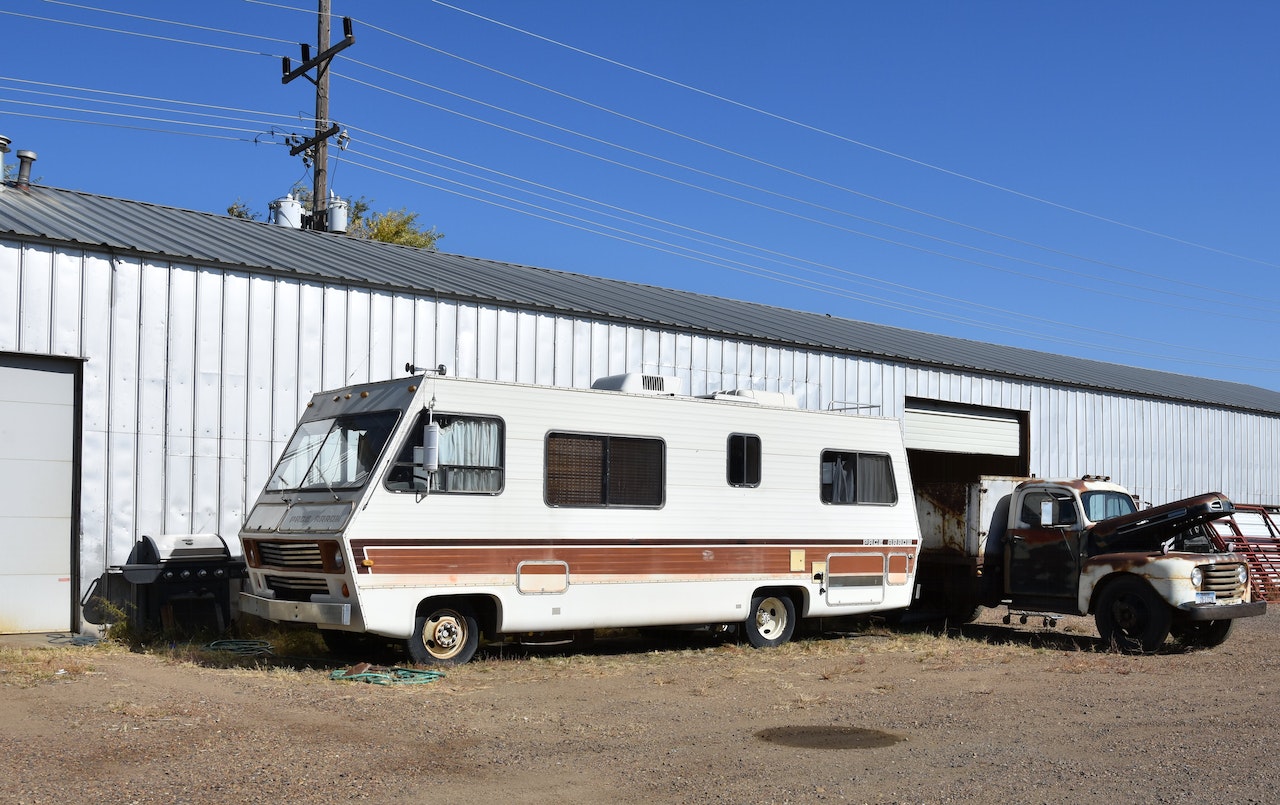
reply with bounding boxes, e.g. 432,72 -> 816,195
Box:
1,609 -> 1277,805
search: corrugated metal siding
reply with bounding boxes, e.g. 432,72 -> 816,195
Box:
3,196 -> 1280,608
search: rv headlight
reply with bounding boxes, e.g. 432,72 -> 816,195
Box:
1190,567 -> 1204,588
1237,565 -> 1249,585
333,552 -> 344,571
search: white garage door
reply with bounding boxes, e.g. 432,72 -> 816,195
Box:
904,401 -> 1022,457
0,356 -> 76,633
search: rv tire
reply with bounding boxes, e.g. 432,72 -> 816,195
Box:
744,592 -> 796,648
409,603 -> 480,665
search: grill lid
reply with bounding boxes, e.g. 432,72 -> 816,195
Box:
120,533 -> 238,584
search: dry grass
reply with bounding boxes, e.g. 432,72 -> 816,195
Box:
0,641 -> 124,687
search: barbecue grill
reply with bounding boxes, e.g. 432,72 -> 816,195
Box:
119,533 -> 248,632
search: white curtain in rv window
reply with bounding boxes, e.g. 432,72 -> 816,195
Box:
438,418 -> 501,491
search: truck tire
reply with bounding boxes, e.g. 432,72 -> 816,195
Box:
408,603 -> 480,665
1095,577 -> 1171,654
1172,619 -> 1234,648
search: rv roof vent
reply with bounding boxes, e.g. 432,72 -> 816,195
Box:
591,373 -> 683,396
705,389 -> 799,408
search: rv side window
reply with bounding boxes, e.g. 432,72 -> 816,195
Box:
820,451 -> 898,505
727,433 -> 762,487
385,412 -> 504,494
545,432 -> 664,508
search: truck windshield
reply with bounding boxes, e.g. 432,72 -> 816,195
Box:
1081,490 -> 1138,522
266,410 -> 400,492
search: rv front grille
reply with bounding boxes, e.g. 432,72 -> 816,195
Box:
264,575 -> 329,601
1201,563 -> 1247,599
256,541 -> 324,571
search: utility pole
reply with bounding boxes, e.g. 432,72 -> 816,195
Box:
282,0 -> 354,231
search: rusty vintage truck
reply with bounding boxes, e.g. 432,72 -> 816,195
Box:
912,475 -> 1266,651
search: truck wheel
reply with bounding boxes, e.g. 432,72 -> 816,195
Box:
744,593 -> 796,648
1095,578 -> 1171,654
1172,619 -> 1234,648
408,603 -> 479,665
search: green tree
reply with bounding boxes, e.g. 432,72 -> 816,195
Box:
347,207 -> 442,249
227,199 -> 260,220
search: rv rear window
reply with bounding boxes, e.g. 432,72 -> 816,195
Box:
820,451 -> 898,505
727,433 -> 761,487
385,412 -> 505,494
545,432 -> 664,508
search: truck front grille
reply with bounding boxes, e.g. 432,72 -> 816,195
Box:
1201,563 -> 1247,599
264,575 -> 329,601
256,541 -> 324,571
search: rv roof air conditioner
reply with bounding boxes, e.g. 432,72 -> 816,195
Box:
703,389 -> 799,408
591,373 -> 683,396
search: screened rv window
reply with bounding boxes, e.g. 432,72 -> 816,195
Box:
727,433 -> 762,487
545,433 -> 664,507
385,412 -> 504,494
820,451 -> 897,505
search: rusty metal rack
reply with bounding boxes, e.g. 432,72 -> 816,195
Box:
1208,505 -> 1280,603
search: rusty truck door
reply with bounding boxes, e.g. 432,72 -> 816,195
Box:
1005,489 -> 1082,601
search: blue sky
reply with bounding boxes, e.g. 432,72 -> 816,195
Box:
2,1 -> 1278,391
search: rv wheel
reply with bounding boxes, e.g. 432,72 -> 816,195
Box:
409,603 -> 479,665
744,593 -> 796,648
1095,578 -> 1171,654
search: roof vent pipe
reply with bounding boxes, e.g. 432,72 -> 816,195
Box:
15,150 -> 36,189
0,135 -> 9,192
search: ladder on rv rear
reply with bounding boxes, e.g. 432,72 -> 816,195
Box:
1208,505 -> 1280,603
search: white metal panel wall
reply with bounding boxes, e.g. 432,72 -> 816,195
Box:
3,235 -> 1280,622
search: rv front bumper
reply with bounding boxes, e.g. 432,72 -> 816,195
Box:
1177,600 -> 1266,621
239,592 -> 351,626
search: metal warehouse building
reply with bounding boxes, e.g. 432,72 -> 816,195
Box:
2,183 -> 1279,634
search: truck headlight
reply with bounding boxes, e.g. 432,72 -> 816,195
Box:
1190,567 -> 1204,588
1237,565 -> 1249,585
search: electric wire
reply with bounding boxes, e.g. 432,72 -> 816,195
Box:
345,131 -> 1280,353
349,15 -> 1274,308
335,145 -> 1280,373
427,0 -> 1280,271
332,67 -> 1280,321
6,3 -> 1276,379
1,67 -> 1273,368
14,2 -> 1270,315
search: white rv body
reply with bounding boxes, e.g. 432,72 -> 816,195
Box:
239,374 -> 921,663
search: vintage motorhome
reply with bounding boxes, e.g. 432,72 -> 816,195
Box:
239,372 -> 922,664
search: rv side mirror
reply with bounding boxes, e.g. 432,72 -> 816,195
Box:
1040,499 -> 1055,527
412,422 -> 440,487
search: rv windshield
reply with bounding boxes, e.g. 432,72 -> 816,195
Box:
1081,490 -> 1138,522
266,410 -> 400,493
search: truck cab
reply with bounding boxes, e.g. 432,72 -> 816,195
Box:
1003,477 -> 1263,651
913,475 -> 1265,652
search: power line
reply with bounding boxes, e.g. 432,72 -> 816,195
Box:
351,17 -> 1276,309
334,143 -> 1280,373
428,0 -> 1280,271
332,67 -> 1280,322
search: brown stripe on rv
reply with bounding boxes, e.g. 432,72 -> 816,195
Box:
349,540 -> 911,577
